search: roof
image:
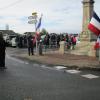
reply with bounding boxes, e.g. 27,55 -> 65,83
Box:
0,30 -> 18,35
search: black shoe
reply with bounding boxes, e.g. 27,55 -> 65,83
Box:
0,66 -> 7,69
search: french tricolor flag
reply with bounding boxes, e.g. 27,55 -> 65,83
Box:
88,11 -> 100,36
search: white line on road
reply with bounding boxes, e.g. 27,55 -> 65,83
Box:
24,62 -> 29,64
40,65 -> 57,70
54,66 -> 67,70
41,65 -> 46,68
81,74 -> 99,79
66,69 -> 81,74
33,63 -> 39,67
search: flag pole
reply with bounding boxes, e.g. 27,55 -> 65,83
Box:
35,13 -> 43,55
98,36 -> 100,62
32,11 -> 38,55
99,43 -> 100,63
35,23 -> 38,55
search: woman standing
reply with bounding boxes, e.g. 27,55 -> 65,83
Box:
0,32 -> 6,69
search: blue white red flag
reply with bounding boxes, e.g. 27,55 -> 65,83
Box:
36,15 -> 42,31
88,11 -> 100,36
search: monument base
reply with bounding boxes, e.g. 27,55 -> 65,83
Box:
79,31 -> 97,42
59,41 -> 65,54
69,41 -> 96,57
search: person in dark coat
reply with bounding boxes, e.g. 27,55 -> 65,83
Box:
27,34 -> 34,56
0,32 -> 6,69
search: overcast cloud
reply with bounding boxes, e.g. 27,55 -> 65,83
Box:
0,0 -> 100,34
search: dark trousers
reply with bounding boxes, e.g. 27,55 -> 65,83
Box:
28,47 -> 34,56
0,53 -> 5,67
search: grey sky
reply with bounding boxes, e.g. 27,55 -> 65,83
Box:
0,0 -> 100,34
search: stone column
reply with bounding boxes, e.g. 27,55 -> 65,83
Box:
72,0 -> 97,57
59,41 -> 65,54
80,0 -> 96,41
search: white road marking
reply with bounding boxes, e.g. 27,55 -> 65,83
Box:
41,65 -> 46,68
81,74 -> 99,79
6,55 -> 100,80
66,69 -> 81,74
40,65 -> 55,70
33,63 -> 39,67
54,66 -> 67,70
24,62 -> 29,64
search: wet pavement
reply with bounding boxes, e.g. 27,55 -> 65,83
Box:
0,47 -> 100,100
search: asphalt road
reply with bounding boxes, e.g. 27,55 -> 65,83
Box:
0,48 -> 100,100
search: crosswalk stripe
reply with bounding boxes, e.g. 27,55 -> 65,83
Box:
81,74 -> 99,79
33,63 -> 39,67
66,69 -> 81,74
41,65 -> 46,68
54,66 -> 67,70
41,65 -> 56,70
6,54 -> 100,80
24,62 -> 29,64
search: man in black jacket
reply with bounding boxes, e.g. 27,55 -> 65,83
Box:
27,34 -> 34,56
0,32 -> 6,69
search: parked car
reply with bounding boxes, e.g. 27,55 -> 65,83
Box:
6,35 -> 17,47
10,37 -> 17,47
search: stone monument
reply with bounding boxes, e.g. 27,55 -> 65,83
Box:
72,0 -> 97,56
80,0 -> 97,41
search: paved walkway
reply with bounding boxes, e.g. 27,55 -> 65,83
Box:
16,50 -> 100,70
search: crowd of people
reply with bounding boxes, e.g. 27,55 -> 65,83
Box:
1,31 -> 100,70
15,33 -> 78,53
13,33 -> 78,49
42,33 -> 77,50
0,32 -> 78,69
15,33 -> 78,56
